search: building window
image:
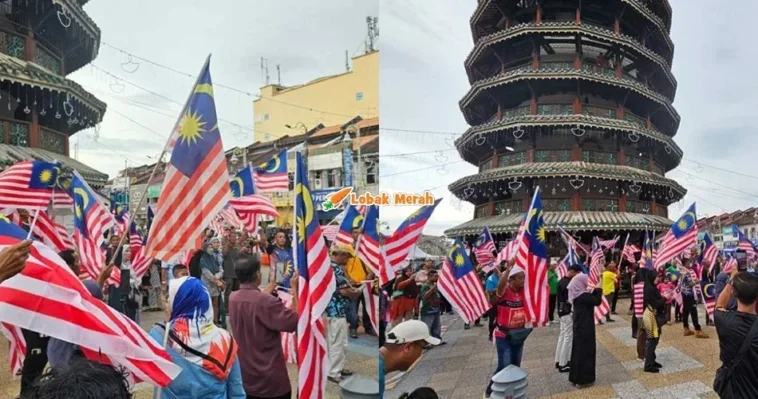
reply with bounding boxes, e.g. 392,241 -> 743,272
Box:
288,172 -> 294,191
502,106 -> 530,119
475,205 -> 490,218
543,198 -> 571,212
583,105 -> 617,119
537,104 -> 573,116
582,150 -> 617,165
624,112 -> 646,127
34,45 -> 62,74
582,63 -> 615,78
535,149 -> 571,163
1,32 -> 25,61
356,92 -> 363,101
625,155 -> 650,171
498,151 -> 526,167
540,62 -> 574,70
365,160 -> 377,184
582,198 -> 619,212
40,128 -> 65,154
627,200 -> 651,214
7,121 -> 28,147
495,200 -> 522,215
480,157 -> 493,172
328,169 -> 341,188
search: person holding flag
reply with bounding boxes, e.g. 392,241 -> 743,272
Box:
567,272 -> 604,387
681,257 -> 709,339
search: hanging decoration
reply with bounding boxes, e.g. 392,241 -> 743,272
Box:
664,144 -> 672,154
629,181 -> 642,194
628,132 -> 640,143
121,55 -> 140,73
56,5 -> 71,28
462,184 -> 474,199
474,132 -> 486,146
444,133 -> 457,147
22,87 -> 30,114
63,94 -> 74,116
436,164 -> 449,175
110,78 -> 125,93
569,176 -> 585,190
508,177 -> 522,192
571,125 -> 585,137
434,150 -> 449,163
513,126 -> 525,139
695,163 -> 704,174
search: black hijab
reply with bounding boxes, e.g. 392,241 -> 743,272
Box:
642,267 -> 664,310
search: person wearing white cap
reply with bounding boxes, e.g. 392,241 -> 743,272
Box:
379,319 -> 440,375
484,263 -> 532,398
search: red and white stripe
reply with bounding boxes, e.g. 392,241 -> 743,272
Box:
33,211 -> 74,253
598,236 -> 620,249
146,140 -> 231,262
362,282 -> 379,335
556,259 -> 568,279
516,194 -> 549,327
278,290 -> 297,364
229,195 -> 279,234
722,257 -> 737,274
594,296 -> 611,324
589,245 -> 604,286
496,239 -> 518,264
655,227 -> 698,270
437,257 -> 490,325
0,238 -> 181,386
0,322 -> 25,378
384,218 -> 430,271
0,161 -> 55,210
633,281 -> 644,318
254,172 -> 289,192
321,225 -> 339,242
702,243 -> 719,267
51,189 -> 73,209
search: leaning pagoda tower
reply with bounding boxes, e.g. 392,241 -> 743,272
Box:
0,0 -> 107,189
445,0 -> 684,249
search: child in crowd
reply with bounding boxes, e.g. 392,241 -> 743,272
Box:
657,276 -> 675,324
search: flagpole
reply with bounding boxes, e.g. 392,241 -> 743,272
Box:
25,209 -> 40,240
153,320 -> 172,399
107,55 -> 212,266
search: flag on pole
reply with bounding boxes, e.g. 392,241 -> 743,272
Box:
70,171 -> 116,282
0,322 -> 24,378
335,205 -> 364,247
722,257 -> 737,274
557,226 -> 589,256
437,238 -> 490,324
278,290 -> 297,364
362,281 -> 379,335
732,225 -> 758,257
0,215 -> 181,386
495,239 -> 518,264
0,160 -> 61,210
29,211 -> 73,253
642,230 -> 655,270
52,176 -> 74,209
701,281 -> 717,317
620,234 -> 636,264
514,187 -> 550,327
473,226 -> 496,265
147,57 -> 232,262
254,150 -> 289,192
699,233 -> 719,266
229,165 -> 279,233
293,151 -> 334,399
558,226 -> 586,273
598,236 -> 619,249
384,199 -> 442,270
654,203 -> 698,269
357,205 -> 390,284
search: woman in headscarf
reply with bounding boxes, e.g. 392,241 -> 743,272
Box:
149,277 -> 244,398
567,273 -> 603,387
642,267 -> 667,373
200,237 -> 225,325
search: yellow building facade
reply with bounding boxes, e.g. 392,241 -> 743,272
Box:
253,51 -> 379,142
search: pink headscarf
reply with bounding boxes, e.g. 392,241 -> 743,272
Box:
567,273 -> 588,304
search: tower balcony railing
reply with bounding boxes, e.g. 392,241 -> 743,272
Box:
0,117 -> 29,147
0,116 -> 67,155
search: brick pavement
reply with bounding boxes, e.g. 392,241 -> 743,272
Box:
385,298 -> 721,399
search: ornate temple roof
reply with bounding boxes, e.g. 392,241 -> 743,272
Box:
445,211 -> 674,236
0,53 -> 106,132
0,143 -> 107,187
448,161 -> 686,198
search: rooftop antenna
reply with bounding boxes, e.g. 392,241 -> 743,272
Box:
276,64 -> 281,85
365,16 -> 379,53
260,57 -> 270,85
345,50 -> 350,72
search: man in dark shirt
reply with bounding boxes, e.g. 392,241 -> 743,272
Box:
229,254 -> 298,399
326,244 -> 362,383
222,232 -> 240,328
714,269 -> 758,398
554,264 -> 582,372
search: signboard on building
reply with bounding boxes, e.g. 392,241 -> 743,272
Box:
146,184 -> 162,199
342,148 -> 354,188
129,184 -> 147,216
312,188 -> 343,212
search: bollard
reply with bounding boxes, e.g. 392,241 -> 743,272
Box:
489,364 -> 528,399
339,375 -> 380,399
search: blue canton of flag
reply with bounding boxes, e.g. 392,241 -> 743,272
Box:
0,212 -> 31,240
335,205 -> 364,246
254,150 -> 289,192
394,198 -> 442,233
515,187 -> 550,327
472,226 -> 496,265
437,237 -> 490,324
522,193 -> 548,259
230,165 -> 257,198
655,203 -> 698,269
643,230 -> 655,270
448,238 -> 476,279
28,161 -> 60,190
732,225 -> 758,254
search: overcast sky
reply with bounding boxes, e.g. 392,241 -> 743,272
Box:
380,0 -> 758,235
70,0 -> 377,178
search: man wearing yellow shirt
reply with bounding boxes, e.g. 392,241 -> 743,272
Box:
601,261 -> 618,323
346,227 -> 376,338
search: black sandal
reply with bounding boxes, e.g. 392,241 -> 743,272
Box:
340,369 -> 354,376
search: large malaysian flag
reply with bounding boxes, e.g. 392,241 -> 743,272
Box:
146,57 -> 231,261
437,237 -> 490,324
514,187 -> 550,327
384,199 -> 442,270
0,160 -> 60,210
654,203 -> 698,269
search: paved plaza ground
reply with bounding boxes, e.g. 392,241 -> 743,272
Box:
385,298 -> 721,399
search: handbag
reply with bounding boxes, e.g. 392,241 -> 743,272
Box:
714,316 -> 758,397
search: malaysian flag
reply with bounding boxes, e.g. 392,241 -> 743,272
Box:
732,225 -> 758,256
588,237 -> 605,285
335,205 -> 364,247
128,223 -> 153,280
278,289 -> 297,364
473,226 -> 496,265
437,237 -> 490,324
293,151 -> 334,399
362,280 -> 379,335
70,171 -> 116,282
32,210 -> 74,253
557,225 -> 589,256
384,199 -> 442,270
654,203 -> 698,269
699,233 -> 719,267
0,160 -> 60,210
642,230 -> 655,270
514,187 -> 550,327
112,204 -> 130,235
621,234 -> 637,264
322,224 -> 339,242
146,58 -> 232,262
357,205 -> 391,284
0,322 -> 24,378
0,215 -> 181,386
558,226 -> 587,273
229,165 -> 279,233
557,255 -> 568,279
633,280 -> 644,318
701,281 -> 717,317
495,239 -> 518,264
254,150 -> 288,192
52,176 -> 74,208
722,257 -> 737,274
598,236 -> 620,249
